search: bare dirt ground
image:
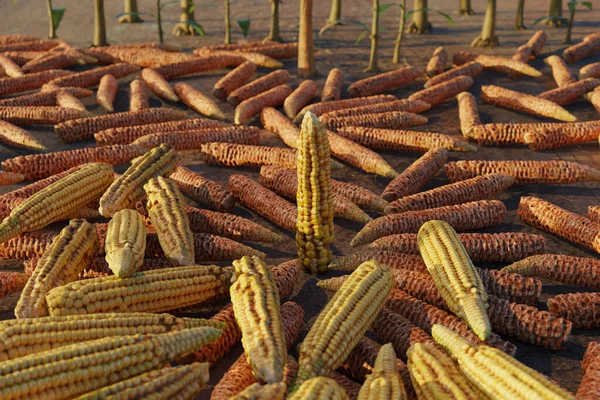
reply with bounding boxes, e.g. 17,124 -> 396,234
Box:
1,0 -> 600,397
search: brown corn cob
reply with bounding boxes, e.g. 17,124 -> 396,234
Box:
228,174 -> 297,231
0,166 -> 83,201
409,76 -> 474,107
322,99 -> 431,119
0,87 -> 92,107
583,342 -> 600,372
133,125 -> 260,150
193,49 -> 282,68
234,84 -> 292,125
293,95 -> 397,123
0,119 -> 46,151
577,344 -> 600,399
0,51 -> 45,66
526,30 -> 547,56
424,61 -> 483,89
327,249 -> 427,273
351,200 -> 507,247
227,69 -> 291,106
153,55 -> 243,80
348,66 -> 423,98
0,69 -> 71,97
55,90 -> 88,113
99,145 -> 176,217
21,52 -> 79,74
168,166 -> 234,212
331,179 -> 388,212
322,68 -> 344,101
538,78 -> 600,105
129,78 -> 149,111
563,37 -> 600,64
512,45 -> 533,65
589,206 -> 600,222
0,39 -> 60,53
457,91 -> 481,134
141,67 -> 178,101
0,271 -> 28,299
0,171 -> 24,186
0,54 -> 23,77
544,55 -> 577,89
284,80 -> 317,119
174,82 -> 226,120
2,144 -> 143,180
203,41 -> 297,59
105,209 -> 147,278
213,61 -> 257,100
96,73 -> 118,112
381,148 -> 447,202
48,63 -> 139,88
0,35 -> 37,44
580,62 -> 600,79
15,220 -> 99,319
385,173 -> 515,214
453,51 -> 477,66
0,106 -> 87,125
358,343 -> 408,400
474,54 -> 543,77
261,107 -> 301,148
426,46 -> 447,77
322,111 -> 428,132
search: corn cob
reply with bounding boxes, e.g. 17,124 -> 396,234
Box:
0,198 -> 97,226
104,209 -> 146,278
321,111 -> 428,132
193,49 -> 282,68
48,63 -> 139,89
55,90 -> 88,113
228,174 -> 297,231
330,179 -> 388,212
538,78 -> 600,105
261,107 -> 301,148
563,38 -> 600,64
577,343 -> 600,400
204,42 -> 297,60
425,46 -> 447,78
167,166 -> 232,212
482,84 -> 578,122
445,159 -> 600,184
424,61 -> 483,90
227,69 -> 291,106
462,122 -> 525,145
547,292 -> 600,329
474,54 -> 543,77
0,271 -> 28,299
0,54 -> 22,77
140,67 -> 178,101
153,55 -> 243,80
321,68 -> 344,101
370,232 -> 547,263
382,148 -> 447,202
0,166 -> 84,202
0,171 -> 24,186
409,76 -> 474,107
213,61 -> 256,100
294,95 -> 397,123
99,145 -> 176,217
357,343 -> 407,400
288,377 -> 349,399
0,39 -> 60,53
0,119 -> 46,151
0,69 -> 71,97
271,259 -> 303,300
290,261 -> 393,390
348,67 -> 423,98
512,45 -> 533,65
133,126 -> 260,150
580,62 -> 600,79
55,107 -> 187,143
229,382 -> 287,400
456,91 -> 481,135
79,256 -> 182,277
173,82 -> 226,120
0,51 -> 44,66
0,87 -> 91,107
235,84 -> 292,125
284,80 -> 317,119
583,342 -> 600,373
589,206 -> 600,222
326,249 -> 427,274
453,51 -> 479,66
0,35 -> 37,44
128,78 -> 149,111
0,105 -> 87,125
95,73 -> 117,112
526,30 -> 547,56
352,200 -> 506,247
322,99 -> 431,118
22,52 -> 79,74
543,55 -> 577,87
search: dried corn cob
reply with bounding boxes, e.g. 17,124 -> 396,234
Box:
0,88 -> 91,107
49,63 -> 139,89
580,62 -> 600,79
322,68 -> 344,102
326,249 -> 427,273
526,30 -> 547,56
322,99 -> 431,119
357,343 -> 407,400
96,73 -> 118,112
445,159 -> 600,184
55,107 -> 187,143
425,47 -> 447,78
203,41 -> 297,56
330,179 -> 387,212
153,55 -> 243,80
194,49 -> 282,68
289,377 -> 349,400
543,55 -> 576,87
140,67 -> 178,101
348,67 -> 422,98
457,91 -> 481,135
563,38 -> 600,64
583,342 -> 600,373
168,166 -> 234,211
0,51 -> 44,66
0,171 -> 24,186
0,69 -> 71,97
0,119 -> 46,151
104,209 -> 146,278
424,61 -> 483,89
474,54 -> 543,77
382,148 -> 447,202
22,52 -> 79,74
213,61 -> 257,100
294,95 -> 397,123
0,271 -> 28,299
548,292 -> 600,329
261,107 -> 301,148
99,145 -> 176,217
0,54 -> 22,77
512,45 -> 533,65
0,106 -> 86,125
186,304 -> 240,365
174,82 -> 226,120
133,126 -> 260,150
577,345 -> 600,399
0,39 -> 60,53
322,111 -> 428,131
0,163 -> 113,243
229,382 -> 287,400
129,78 -> 149,111
538,78 -> 600,105
284,80 -> 317,119
272,259 -> 302,300
0,35 -> 37,44
56,90 -> 88,113
409,76 -> 474,107
227,69 -> 291,106
144,176 -> 195,266
589,206 -> 600,222
453,51 -> 477,66
235,84 -> 292,125
228,174 -> 297,231
481,84 -> 577,122
351,200 -> 507,247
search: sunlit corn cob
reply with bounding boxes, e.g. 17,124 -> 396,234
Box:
227,69 -> 291,106
321,111 -> 428,131
0,171 -> 24,186
55,107 -> 187,142
174,82 -> 226,120
0,51 -> 43,66
152,55 -> 243,80
452,51 -> 480,65
235,84 -> 292,125
330,179 -> 387,212
589,206 -> 600,223
0,39 -> 60,52
132,126 -> 260,150
408,76 -> 474,107
583,341 -> 600,374
261,107 -> 302,148
128,78 -> 149,111
294,95 -> 397,123
547,292 -> 600,328
577,343 -> 600,400
288,377 -> 349,400
0,69 -> 71,97
351,200 -> 506,247
425,46 -> 447,78
382,148 -> 447,202
290,261 -> 393,390
213,61 -> 257,100
99,144 -> 176,217
544,55 -> 576,87
563,38 -> 600,64
0,166 -> 82,202
194,49 -> 282,68
229,382 -> 287,400
526,30 -> 547,56
284,80 -> 317,119
512,45 -> 533,65
538,78 -> 600,105
203,41 -> 297,57
326,249 -> 426,273
357,343 -> 407,400
424,61 -> 483,89
144,176 -> 195,266
0,54 -> 23,77
474,54 -> 543,77
228,174 -> 297,232
21,53 -> 80,74
580,62 -> 600,79
104,209 -> 146,278
322,99 -> 431,119
168,166 -> 234,212
0,87 -> 92,107
0,119 -> 46,151
481,84 -> 577,122
462,122 -> 526,145
0,106 -> 87,125
49,63 -> 140,88
457,91 -> 481,135
348,66 -> 423,97
0,34 -> 37,44
0,271 -> 28,299
96,73 -> 118,112
432,324 -> 575,400
445,159 -> 600,184
322,68 -> 344,101
140,67 -> 178,101
56,90 -> 88,113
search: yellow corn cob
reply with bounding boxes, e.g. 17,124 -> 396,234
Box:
544,55 -> 577,87
0,171 -> 24,186
322,68 -> 344,101
141,67 -> 178,101
174,82 -> 226,120
0,166 -> 85,202
357,343 -> 407,400
0,69 -> 72,97
322,99 -> 431,119
230,382 -> 288,400
417,220 -> 491,340
0,54 -> 23,77
168,166 -> 234,212
0,106 -> 87,125
213,61 -> 257,100
326,249 -> 426,273
580,61 -> 600,80
426,46 -> 447,77
424,61 -> 483,89
457,91 -> 481,135
49,63 -> 140,88
348,66 -> 423,97
129,78 -> 149,111
228,69 -> 291,106
0,119 -> 46,151
294,95 -> 397,123
55,90 -> 88,113
474,54 -> 543,77
289,377 -> 350,400
431,324 -> 575,400
563,37 -> 600,64
0,271 -> 28,299
193,49 -> 282,68
152,55 -> 243,80
284,80 -> 317,119
99,144 -> 177,217
235,84 -> 292,125
105,209 -> 146,278
409,76 -> 474,106
96,73 -> 118,112
538,78 -> 600,105
321,111 -> 428,132
296,112 -> 335,273
290,261 -> 393,390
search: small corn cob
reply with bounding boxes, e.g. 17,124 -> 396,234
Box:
409,76 -> 474,107
96,73 -> 118,112
563,37 -> 600,64
352,200 -> 506,247
445,159 -> 600,184
227,69 -> 291,106
321,111 -> 428,132
140,67 -> 178,101
357,343 -> 407,400
589,206 -> 600,222
133,126 -> 260,150
382,148 -> 448,202
322,68 -> 344,101
55,90 -> 88,113
261,107 -> 301,148
49,63 -> 140,88
153,55 -> 243,80
348,67 -> 423,98
229,174 -> 297,232
0,54 -> 23,77
284,80 -> 317,119
457,91 -> 481,135
174,82 -> 226,120
15,219 -> 99,319
168,166 -> 234,212
290,261 -> 393,390
512,45 -> 533,65
0,119 -> 46,151
99,144 -> 176,217
235,84 -> 292,125
526,30 -> 547,56
0,69 -> 72,97
0,271 -> 28,299
326,249 -> 427,273
538,78 -> 600,105
0,106 -> 87,125
432,324 -> 575,400
0,88 -> 91,107
144,176 -> 195,266
105,209 -> 146,278
544,55 -> 577,87
474,54 -> 543,77
425,46 -> 447,77
128,78 -> 149,111
577,344 -> 600,400
213,61 -> 257,100
322,99 -> 431,119
580,62 -> 600,79
21,53 -> 79,74
193,49 -> 282,68
293,95 -> 397,123
370,232 -> 547,263
0,39 -> 60,53
288,377 -> 349,400
424,61 -> 483,89
0,171 -> 24,186
55,107 -> 187,143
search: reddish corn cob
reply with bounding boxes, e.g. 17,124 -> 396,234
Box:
141,67 -> 178,102
348,66 -> 423,97
322,99 -> 431,119
0,106 -> 86,125
445,159 -> 600,184
132,126 -> 260,149
0,119 -> 46,151
457,91 -> 481,134
537,78 -> 600,105
43,83 -> 95,95
293,95 -> 397,123
213,61 -> 256,100
474,54 -> 543,77
526,30 -> 547,56
203,41 -> 298,58
193,49 -> 282,68
0,39 -> 60,53
0,271 -> 28,299
563,37 -> 600,64
385,173 -> 515,214
0,88 -> 91,107
0,171 -> 24,186
49,63 -> 140,89
321,111 -> 428,131
589,206 -> 600,222
331,179 -> 388,212
583,342 -> 600,372
199,142 -> 302,170
424,61 -> 483,89
578,343 -> 600,400
544,55 -> 577,87
512,45 -> 533,65
409,76 -> 474,106
271,259 -> 303,300
322,68 -> 344,101
481,85 -> 577,122
426,47 -> 447,77
580,62 -> 600,79
0,230 -> 59,260
0,69 -> 72,97
21,52 -> 79,74
284,80 -> 317,119
261,107 -> 302,149
55,107 -> 187,143
168,166 -> 234,212
327,249 -> 427,273
351,200 -> 507,247
96,73 -> 118,112
0,51 -> 45,66
129,79 -> 149,111
2,144 -> 143,180
234,84 -> 292,125
0,54 -> 23,77
227,69 -> 291,106
382,148 -> 447,202
56,90 -> 88,113
174,82 -> 226,120
0,35 -> 37,44
153,55 -> 244,80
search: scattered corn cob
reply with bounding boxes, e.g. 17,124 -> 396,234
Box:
96,73 -> 118,112
55,90 -> 88,113
481,84 -> 577,122
512,45 -> 533,65
0,51 -> 44,66
453,51 -> 480,66
213,61 -> 257,101
589,206 -> 600,222
293,95 -> 397,123
55,107 -> 187,143
284,80 -> 317,119
577,343 -> 600,400
141,67 -> 178,101
0,119 -> 46,151
526,30 -> 547,56
357,343 -> 407,400
457,91 -> 481,134
0,166 -> 83,201
153,55 -> 243,80
194,49 -> 282,68
104,209 -> 146,278
0,34 -> 37,44
261,107 -> 302,149
322,68 -> 344,101
229,382 -> 287,400
424,61 -> 483,89
538,78 -> 600,105
0,88 -> 90,107
168,166 -> 233,211
382,148 -> 447,202
48,63 -> 139,89
331,179 -> 388,212
474,54 -> 543,77
348,66 -> 423,98
99,145 -> 176,217
22,52 -> 79,74
544,55 -> 577,87
583,342 -> 600,373
174,82 -> 226,120
551,292 -> 600,330
425,46 -> 447,77
0,69 -> 71,97
289,377 -> 349,400
351,200 -> 507,247
563,37 -> 600,64
0,39 -> 60,53
0,196 -> 100,222
0,54 -> 22,77
0,171 -> 24,186
580,62 -> 600,79
326,249 -> 426,273
0,271 -> 28,299
322,99 -> 431,119
0,106 -> 87,125
410,76 -> 475,107
129,78 -> 149,111
133,126 -> 260,149
321,111 -> 428,131
227,69 -> 291,106
235,84 -> 292,125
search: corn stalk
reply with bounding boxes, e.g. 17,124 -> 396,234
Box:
365,0 -> 379,72
408,0 -> 431,34
94,0 -> 108,46
266,0 -> 283,42
545,0 -> 567,26
393,0 -> 407,63
224,0 -> 231,44
118,0 -> 143,23
471,0 -> 498,47
515,0 -> 526,29
459,0 -> 475,15
298,0 -> 315,77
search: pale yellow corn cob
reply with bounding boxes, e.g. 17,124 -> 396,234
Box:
49,63 -> 140,88
96,73 -> 118,112
235,84 -> 292,125
474,54 -> 542,77
426,47 -> 447,77
321,111 -> 428,132
141,67 -> 178,101
294,95 -> 397,123
589,206 -> 600,223
0,54 -> 23,77
230,382 -> 287,400
348,66 -> 423,97
544,55 -> 576,87
538,78 -> 600,106
0,69 -> 72,97
228,69 -> 291,106
0,119 -> 46,151
322,68 -> 344,102
457,91 -> 481,135
129,79 -> 149,111
55,90 -> 88,113
417,220 -> 491,340
424,62 -> 483,89
289,377 -> 350,400
0,105 -> 87,125
408,76 -> 474,106
174,82 -> 226,120
213,61 -> 257,101
284,80 -> 317,119
357,343 -> 407,400
321,99 -> 431,119
580,62 -> 600,80
105,209 -> 146,278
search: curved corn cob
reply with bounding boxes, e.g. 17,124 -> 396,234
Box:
372,309 -> 435,361
56,90 -> 88,113
321,111 -> 428,132
105,209 -> 146,278
589,206 -> 600,223
474,54 -> 543,77
543,55 -> 576,87
563,38 -> 600,64
99,145 -> 177,217
234,84 -> 292,125
153,55 -> 243,80
96,73 -> 117,112
261,107 -> 301,148
426,46 -> 447,77
0,106 -> 87,125
0,69 -> 72,97
174,82 -> 226,120
0,54 -> 23,77
284,80 -> 317,119
0,119 -> 46,151
0,171 -> 24,186
538,78 -> 600,105
351,200 -> 507,247
580,62 -> 600,80
456,91 -> 481,135
348,67 -> 423,98
228,69 -> 291,106
294,95 -> 397,123
296,112 -> 335,273
331,179 -> 388,212
327,250 -> 427,273
49,63 -> 140,88
0,271 -> 28,299
194,49 -> 282,68
408,76 -> 474,106
129,78 -> 149,111
322,68 -> 344,102
132,126 -> 260,149
213,61 -> 257,100
140,67 -> 178,101
357,343 -> 407,400
168,166 -> 234,212
323,99 -> 431,119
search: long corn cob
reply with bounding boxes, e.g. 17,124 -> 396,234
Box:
0,106 -> 87,125
49,63 -> 140,88
0,54 -> 23,77
131,126 -> 260,149
426,46 -> 447,77
235,84 -> 292,125
326,249 -> 427,273
193,49 -> 282,68
351,200 -> 507,247
0,39 -> 61,52
548,292 -> 600,328
0,51 -> 44,66
105,209 -> 146,278
56,90 -> 88,113
284,80 -> 317,119
0,119 -> 46,151
228,69 -> 291,106
321,99 -> 431,118
512,45 -> 534,67
294,95 -> 397,123
0,271 -> 29,299
348,67 -> 423,97
580,62 -> 600,79
0,87 -> 92,107
174,82 -> 226,120
96,73 -> 118,112
141,67 -> 178,101
577,342 -> 600,399
537,78 -> 600,105
322,68 -> 344,102
544,55 -> 576,87
457,91 -> 481,134
330,179 -> 388,212
474,54 -> 543,77
462,122 -> 526,145
563,37 -> 600,64
0,69 -> 71,96
358,343 -> 407,400
0,34 -> 37,44
0,171 -> 24,186
425,61 -> 483,89
261,106 -> 302,148
582,342 -> 600,372
129,78 -> 149,111
0,165 -> 84,201
408,76 -> 474,106
321,111 -> 428,131
213,61 -> 257,100
229,382 -> 287,400
589,206 -> 600,223
152,55 -> 243,80
203,41 -> 297,57
168,166 -> 234,212
21,53 -> 79,74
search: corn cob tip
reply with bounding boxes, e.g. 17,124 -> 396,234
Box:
430,323 -> 474,358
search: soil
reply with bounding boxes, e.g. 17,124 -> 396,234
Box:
1,0 -> 600,397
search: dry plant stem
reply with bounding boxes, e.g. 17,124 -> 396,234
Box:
365,0 -> 380,73
119,0 -> 143,23
408,0 -> 431,34
267,0 -> 284,42
298,0 -> 315,77
392,0 -> 407,64
515,0 -> 526,29
173,0 -> 198,36
94,0 -> 108,46
471,0 -> 498,47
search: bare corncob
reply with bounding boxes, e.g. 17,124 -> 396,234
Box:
370,232 -> 547,263
538,78 -> 600,105
0,119 -> 45,151
153,55 -> 243,80
0,171 -> 24,186
322,99 -> 431,119
261,107 -> 302,149
213,61 -> 256,100
580,62 -> 600,79
425,47 -> 447,78
167,166 -> 233,212
330,179 -> 387,212
445,160 -> 600,184
0,271 -> 28,299
357,343 -> 407,400
0,51 -> 44,66
583,342 -> 600,373
526,30 -> 547,56
0,39 -> 60,53
55,107 -> 187,143
322,68 -> 344,102
22,52 -> 79,74
48,63 -> 139,89
128,79 -> 149,111
589,206 -> 600,222
326,249 -> 427,273
321,111 -> 428,132
227,69 -> 291,106
235,84 -> 292,125
474,54 -> 543,77
409,76 -> 474,107
140,67 -> 178,101
0,106 -> 87,125
133,126 -> 260,150
193,49 -> 282,68
563,37 -> 600,64
56,90 -> 88,113
577,343 -> 600,399
104,209 -> 146,278
543,55 -> 577,87
457,91 -> 481,135
0,54 -> 23,77
348,67 -> 423,98
548,292 -> 600,330
512,45 -> 533,65
174,82 -> 226,120
294,95 -> 397,123
382,148 -> 447,202
0,34 -> 37,44
284,80 -> 317,119
95,73 -> 117,112
99,145 -> 176,217
424,62 -> 483,89
203,41 -> 297,57
0,87 -> 92,107
0,69 -> 71,97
